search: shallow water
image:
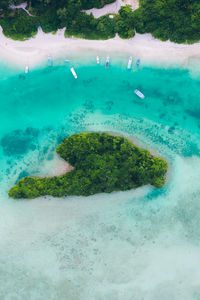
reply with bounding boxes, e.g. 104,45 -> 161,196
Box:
1,57 -> 200,299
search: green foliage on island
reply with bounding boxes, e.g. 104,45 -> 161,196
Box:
0,11 -> 38,40
115,6 -> 135,39
8,132 -> 168,199
136,0 -> 200,43
64,14 -> 116,40
1,0 -> 200,43
0,0 -> 116,40
117,0 -> 200,43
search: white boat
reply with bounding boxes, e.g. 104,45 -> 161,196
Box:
106,56 -> 109,68
96,56 -> 100,64
127,56 -> 132,69
25,65 -> 29,74
70,67 -> 77,79
48,55 -> 52,66
64,59 -> 70,62
134,89 -> 145,99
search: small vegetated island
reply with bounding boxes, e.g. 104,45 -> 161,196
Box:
9,132 -> 168,199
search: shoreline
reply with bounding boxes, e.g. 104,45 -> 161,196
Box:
1,27 -> 200,72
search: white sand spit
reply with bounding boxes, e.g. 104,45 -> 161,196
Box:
34,153 -> 74,177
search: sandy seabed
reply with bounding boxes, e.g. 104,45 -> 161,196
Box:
1,155 -> 200,299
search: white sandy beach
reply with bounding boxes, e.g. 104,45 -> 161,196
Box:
3,0 -> 200,71
1,25 -> 200,71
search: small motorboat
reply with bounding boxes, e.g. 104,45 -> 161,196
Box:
70,67 -> 77,79
127,56 -> 132,69
134,89 -> 145,99
64,59 -> 70,63
106,56 -> 109,68
25,65 -> 29,74
96,56 -> 100,64
48,55 -> 52,66
136,59 -> 140,67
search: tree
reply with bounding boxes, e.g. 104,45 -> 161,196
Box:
115,5 -> 135,38
0,0 -> 10,10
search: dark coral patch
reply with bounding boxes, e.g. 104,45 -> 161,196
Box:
1,128 -> 39,156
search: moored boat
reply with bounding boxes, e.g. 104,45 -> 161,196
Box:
96,56 -> 100,64
127,56 -> 132,69
25,65 -> 29,74
106,56 -> 109,68
48,55 -> 52,66
70,67 -> 78,79
136,59 -> 140,67
134,89 -> 145,99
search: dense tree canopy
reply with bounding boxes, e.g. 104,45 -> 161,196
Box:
8,132 -> 168,199
0,0 -> 116,39
1,0 -> 200,43
115,5 -> 135,39
136,0 -> 200,43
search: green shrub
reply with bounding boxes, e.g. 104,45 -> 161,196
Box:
2,0 -> 200,43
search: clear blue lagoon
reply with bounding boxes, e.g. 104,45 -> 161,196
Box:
1,57 -> 200,299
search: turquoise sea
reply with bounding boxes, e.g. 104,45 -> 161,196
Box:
1,56 -> 200,299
